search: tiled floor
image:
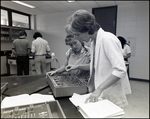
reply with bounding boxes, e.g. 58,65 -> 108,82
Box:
123,80 -> 149,118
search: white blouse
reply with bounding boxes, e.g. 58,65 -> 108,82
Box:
90,28 -> 131,107
122,44 -> 131,57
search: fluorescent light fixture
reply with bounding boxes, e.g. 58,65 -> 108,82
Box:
12,1 -> 35,8
67,0 -> 75,3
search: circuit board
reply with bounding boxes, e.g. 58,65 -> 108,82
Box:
47,74 -> 88,97
1,103 -> 51,118
49,74 -> 88,87
1,101 -> 65,118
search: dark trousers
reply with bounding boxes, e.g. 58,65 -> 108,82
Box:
16,56 -> 29,75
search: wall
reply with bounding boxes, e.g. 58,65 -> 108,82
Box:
36,9 -> 92,69
116,2 -> 149,80
36,2 -> 149,80
1,42 -> 12,75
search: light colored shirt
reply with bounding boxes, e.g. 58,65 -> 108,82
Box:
90,28 -> 131,107
12,38 -> 30,55
122,44 -> 131,57
31,37 -> 50,55
66,46 -> 91,76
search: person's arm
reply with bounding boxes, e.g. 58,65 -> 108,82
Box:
12,49 -> 16,56
124,53 -> 131,59
85,74 -> 120,102
65,64 -> 90,71
31,41 -> 36,55
65,47 -> 91,71
27,40 -> 31,55
124,45 -> 131,59
12,41 -> 16,56
46,42 -> 51,55
27,48 -> 31,55
46,56 -> 69,76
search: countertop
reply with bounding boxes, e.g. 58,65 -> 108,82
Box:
1,75 -> 83,118
7,55 -> 51,59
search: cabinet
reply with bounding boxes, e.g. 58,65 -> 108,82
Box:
1,27 -> 10,41
1,26 -> 25,41
7,58 -> 51,75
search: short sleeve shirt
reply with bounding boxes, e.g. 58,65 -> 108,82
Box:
122,44 -> 131,57
66,46 -> 91,76
31,37 -> 50,55
12,38 -> 30,55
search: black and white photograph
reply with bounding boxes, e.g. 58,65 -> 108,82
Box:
1,1 -> 149,118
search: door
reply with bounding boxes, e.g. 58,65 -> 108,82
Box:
92,6 -> 117,35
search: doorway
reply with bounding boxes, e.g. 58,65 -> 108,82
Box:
92,6 -> 117,35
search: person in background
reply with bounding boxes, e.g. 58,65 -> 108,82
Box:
46,34 -> 91,78
118,36 -> 131,76
12,31 -> 30,75
117,36 -> 131,62
31,32 -> 51,74
65,9 -> 131,107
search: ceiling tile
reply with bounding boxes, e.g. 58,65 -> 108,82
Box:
1,1 -> 11,7
28,8 -> 47,15
1,0 -> 141,15
115,1 -> 135,5
95,1 -> 116,7
77,1 -> 100,9
58,1 -> 69,4
60,2 -> 85,10
1,2 -> 30,13
50,4 -> 73,12
38,5 -> 61,13
23,1 -> 47,7
40,1 -> 61,5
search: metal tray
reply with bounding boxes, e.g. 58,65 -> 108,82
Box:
47,74 -> 88,98
1,82 -> 8,94
1,100 -> 66,118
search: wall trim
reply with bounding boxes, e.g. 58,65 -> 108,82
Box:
129,78 -> 149,82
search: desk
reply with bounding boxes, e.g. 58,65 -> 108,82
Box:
1,75 -> 83,118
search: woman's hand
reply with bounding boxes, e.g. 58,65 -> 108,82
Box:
65,65 -> 78,72
46,71 -> 57,78
85,89 -> 102,103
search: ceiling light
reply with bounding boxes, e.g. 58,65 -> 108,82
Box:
67,0 -> 75,3
12,1 -> 35,8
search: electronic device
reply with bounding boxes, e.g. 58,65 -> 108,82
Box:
1,101 -> 66,118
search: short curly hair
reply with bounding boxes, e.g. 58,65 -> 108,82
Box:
33,32 -> 42,39
65,9 -> 100,35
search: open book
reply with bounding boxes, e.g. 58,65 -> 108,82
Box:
69,93 -> 124,118
1,93 -> 55,109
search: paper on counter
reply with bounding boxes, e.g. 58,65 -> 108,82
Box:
1,93 -> 55,108
69,93 -> 124,118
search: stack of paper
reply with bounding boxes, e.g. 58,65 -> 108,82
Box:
69,93 -> 124,118
1,93 -> 55,109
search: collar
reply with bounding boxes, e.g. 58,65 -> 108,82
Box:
72,46 -> 85,55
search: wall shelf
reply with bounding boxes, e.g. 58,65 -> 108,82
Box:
1,26 -> 25,41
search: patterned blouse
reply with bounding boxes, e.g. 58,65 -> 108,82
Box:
66,46 -> 91,77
